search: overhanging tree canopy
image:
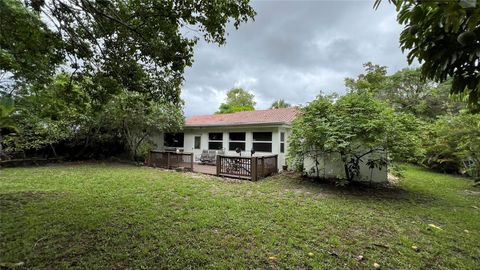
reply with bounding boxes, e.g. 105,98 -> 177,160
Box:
374,0 -> 480,111
0,0 -> 256,104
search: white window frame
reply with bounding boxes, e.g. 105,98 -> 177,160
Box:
280,132 -> 285,153
208,132 -> 223,150
228,132 -> 246,151
252,132 -> 273,153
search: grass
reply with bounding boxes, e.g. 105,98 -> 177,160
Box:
0,163 -> 479,269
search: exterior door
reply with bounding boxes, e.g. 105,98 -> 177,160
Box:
193,135 -> 202,162
194,135 -> 201,150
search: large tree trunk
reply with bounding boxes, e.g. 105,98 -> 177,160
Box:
341,153 -> 350,181
344,162 -> 351,182
132,133 -> 148,162
49,143 -> 58,158
75,133 -> 91,159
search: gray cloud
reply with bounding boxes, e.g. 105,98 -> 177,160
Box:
181,0 -> 409,116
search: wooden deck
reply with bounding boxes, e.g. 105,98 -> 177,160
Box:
193,163 -> 217,175
193,163 -> 252,180
146,152 -> 278,181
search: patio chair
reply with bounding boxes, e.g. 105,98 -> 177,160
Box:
207,150 -> 217,164
199,150 -> 209,164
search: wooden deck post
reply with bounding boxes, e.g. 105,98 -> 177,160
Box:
190,153 -> 194,172
251,157 -> 258,181
166,152 -> 170,169
261,157 -> 265,178
275,155 -> 278,173
216,155 -> 221,176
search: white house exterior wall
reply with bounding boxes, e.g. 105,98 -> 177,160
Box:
303,151 -> 388,183
184,127 -> 287,170
155,125 -> 290,170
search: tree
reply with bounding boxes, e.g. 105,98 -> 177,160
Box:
270,99 -> 291,109
1,0 -> 256,105
421,113 -> 480,178
345,62 -> 388,95
216,88 -> 256,114
0,0 -> 63,92
288,95 -> 334,176
374,0 -> 480,110
3,73 -> 94,159
289,92 -> 420,182
384,68 -> 433,115
2,72 -> 183,161
346,64 -> 464,119
104,92 -> 184,160
0,96 -> 18,160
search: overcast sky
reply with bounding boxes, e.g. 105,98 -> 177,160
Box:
181,0 -> 410,116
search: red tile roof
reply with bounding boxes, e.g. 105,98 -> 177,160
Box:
185,107 -> 300,127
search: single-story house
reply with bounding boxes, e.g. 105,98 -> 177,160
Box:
153,107 -> 299,170
152,107 -> 388,182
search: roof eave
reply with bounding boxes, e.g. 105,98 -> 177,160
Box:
184,121 -> 292,128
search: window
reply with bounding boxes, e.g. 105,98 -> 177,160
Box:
194,136 -> 201,149
252,132 -> 272,152
208,132 -> 223,150
253,132 -> 272,142
280,132 -> 285,153
229,132 -> 246,151
209,133 -> 223,141
164,133 -> 184,147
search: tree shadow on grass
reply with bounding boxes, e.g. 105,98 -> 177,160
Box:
267,172 -> 437,205
0,191 -> 66,211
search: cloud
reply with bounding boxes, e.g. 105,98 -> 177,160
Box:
181,0 -> 409,116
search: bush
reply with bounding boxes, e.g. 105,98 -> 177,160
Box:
420,113 -> 480,176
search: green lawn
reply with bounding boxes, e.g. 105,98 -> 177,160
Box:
1,163 -> 479,269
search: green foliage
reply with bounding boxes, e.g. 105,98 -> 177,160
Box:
1,0 -> 256,104
103,92 -> 184,160
345,62 -> 388,95
375,0 -> 480,110
3,73 -> 94,157
0,95 -> 17,133
386,68 -> 434,115
346,63 -> 477,178
216,87 -> 256,114
289,92 -> 420,182
270,99 -> 291,109
288,95 -> 333,173
0,0 -> 63,90
346,64 -> 464,119
421,113 -> 480,177
3,72 -> 183,161
1,0 -> 257,160
0,95 -> 18,160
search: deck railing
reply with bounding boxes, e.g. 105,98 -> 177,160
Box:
147,151 -> 278,181
217,156 -> 252,178
147,151 -> 193,171
256,155 -> 278,179
216,155 -> 278,181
